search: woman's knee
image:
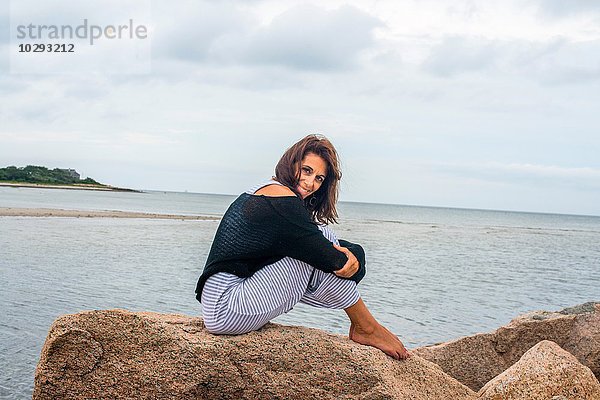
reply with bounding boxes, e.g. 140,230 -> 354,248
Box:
321,275 -> 358,298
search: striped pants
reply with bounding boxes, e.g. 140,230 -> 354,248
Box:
201,225 -> 360,335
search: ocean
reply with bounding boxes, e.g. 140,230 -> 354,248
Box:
1,186 -> 599,399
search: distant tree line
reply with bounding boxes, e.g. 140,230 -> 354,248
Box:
0,165 -> 101,185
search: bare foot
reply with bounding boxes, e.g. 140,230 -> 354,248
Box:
349,323 -> 410,360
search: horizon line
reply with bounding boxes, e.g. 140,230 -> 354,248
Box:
140,188 -> 600,219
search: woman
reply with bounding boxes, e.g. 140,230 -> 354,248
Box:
195,135 -> 410,360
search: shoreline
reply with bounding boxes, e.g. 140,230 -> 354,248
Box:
0,207 -> 221,220
0,182 -> 141,192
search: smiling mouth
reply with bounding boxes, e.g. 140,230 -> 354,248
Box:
298,187 -> 312,196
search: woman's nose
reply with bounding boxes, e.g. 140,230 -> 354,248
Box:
304,175 -> 314,187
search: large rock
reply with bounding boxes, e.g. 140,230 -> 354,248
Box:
479,340 -> 600,400
413,302 -> 600,391
34,309 -> 476,400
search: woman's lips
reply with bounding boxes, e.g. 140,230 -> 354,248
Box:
297,186 -> 311,197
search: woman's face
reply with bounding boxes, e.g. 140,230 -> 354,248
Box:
296,152 -> 327,199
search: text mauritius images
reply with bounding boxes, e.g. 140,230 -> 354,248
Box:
15,19 -> 148,45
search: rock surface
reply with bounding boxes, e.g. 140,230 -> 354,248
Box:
34,309 -> 476,400
479,340 -> 600,400
413,302 -> 600,391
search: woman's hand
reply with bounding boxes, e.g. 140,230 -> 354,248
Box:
333,244 -> 359,278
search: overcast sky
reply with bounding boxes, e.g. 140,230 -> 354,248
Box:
1,0 -> 599,216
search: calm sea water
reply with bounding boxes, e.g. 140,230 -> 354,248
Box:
1,186 -> 599,399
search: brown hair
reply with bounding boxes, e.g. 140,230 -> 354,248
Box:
274,134 -> 342,224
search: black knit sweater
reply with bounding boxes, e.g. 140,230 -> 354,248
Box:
195,193 -> 366,301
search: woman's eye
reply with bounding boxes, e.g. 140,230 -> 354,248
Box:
302,167 -> 310,173
316,176 -> 324,183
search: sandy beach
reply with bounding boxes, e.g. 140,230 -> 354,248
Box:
0,182 -> 139,192
0,207 -> 220,220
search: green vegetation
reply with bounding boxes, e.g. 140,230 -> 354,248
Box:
0,165 -> 103,186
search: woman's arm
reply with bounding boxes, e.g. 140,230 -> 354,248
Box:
337,240 -> 366,283
333,244 -> 360,278
261,195 -> 366,282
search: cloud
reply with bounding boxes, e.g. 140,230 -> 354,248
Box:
536,0 -> 600,17
152,1 -> 250,63
1,1 -> 599,215
421,35 -> 600,84
0,3 -> 8,72
519,39 -> 600,85
123,131 -> 180,146
62,83 -> 110,101
154,3 -> 381,71
0,129 -> 84,143
9,0 -> 151,27
223,4 -> 382,70
0,9 -> 9,45
434,161 -> 600,190
422,36 -> 499,77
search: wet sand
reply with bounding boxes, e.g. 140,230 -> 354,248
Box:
0,207 -> 220,220
0,182 -> 139,192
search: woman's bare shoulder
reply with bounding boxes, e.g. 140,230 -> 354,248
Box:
254,184 -> 296,197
